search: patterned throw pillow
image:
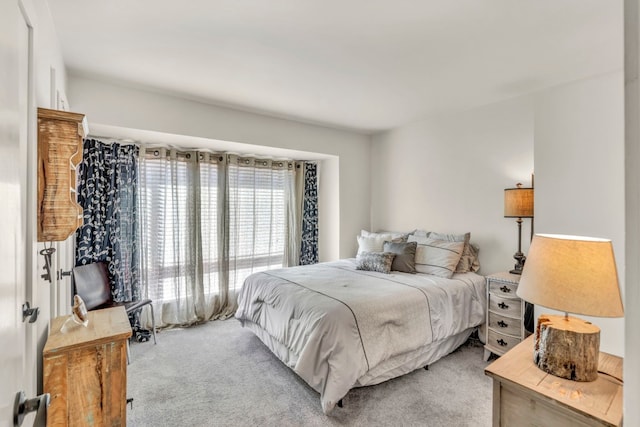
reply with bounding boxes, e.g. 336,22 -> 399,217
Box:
407,235 -> 465,278
355,251 -> 396,274
383,241 -> 417,273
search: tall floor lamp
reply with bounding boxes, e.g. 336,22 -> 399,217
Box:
504,183 -> 534,274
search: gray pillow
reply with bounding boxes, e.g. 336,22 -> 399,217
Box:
355,251 -> 396,274
383,241 -> 417,273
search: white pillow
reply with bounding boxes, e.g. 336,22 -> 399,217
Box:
360,229 -> 407,240
407,235 -> 465,278
357,235 -> 388,255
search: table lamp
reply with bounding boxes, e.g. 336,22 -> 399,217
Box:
516,234 -> 624,381
504,184 -> 534,274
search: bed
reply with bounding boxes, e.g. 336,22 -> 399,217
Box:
235,257 -> 486,414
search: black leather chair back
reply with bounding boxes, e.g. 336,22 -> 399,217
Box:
72,262 -> 112,310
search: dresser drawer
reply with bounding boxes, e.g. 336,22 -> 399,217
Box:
489,280 -> 518,299
487,329 -> 521,353
489,294 -> 522,318
488,311 -> 521,337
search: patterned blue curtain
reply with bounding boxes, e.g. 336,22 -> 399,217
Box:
75,139 -> 140,303
299,162 -> 319,265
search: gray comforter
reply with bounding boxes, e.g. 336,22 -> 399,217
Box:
235,259 -> 485,414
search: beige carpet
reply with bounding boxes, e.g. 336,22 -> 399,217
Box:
127,319 -> 493,426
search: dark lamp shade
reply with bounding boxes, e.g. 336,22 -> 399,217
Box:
504,187 -> 534,218
517,234 -> 624,318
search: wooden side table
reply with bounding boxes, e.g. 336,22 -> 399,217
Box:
485,335 -> 623,427
43,306 -> 132,426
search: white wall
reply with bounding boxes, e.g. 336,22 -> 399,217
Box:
68,76 -> 371,260
371,71 -> 625,357
624,0 -> 640,422
371,96 -> 535,276
534,71 -> 625,356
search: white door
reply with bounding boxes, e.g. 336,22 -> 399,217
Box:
0,0 -> 36,425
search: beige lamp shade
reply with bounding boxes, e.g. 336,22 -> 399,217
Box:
504,186 -> 534,218
517,234 -> 624,317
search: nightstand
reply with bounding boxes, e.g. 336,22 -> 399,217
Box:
484,272 -> 526,361
485,335 -> 623,427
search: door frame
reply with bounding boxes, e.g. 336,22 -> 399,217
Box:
18,0 -> 38,398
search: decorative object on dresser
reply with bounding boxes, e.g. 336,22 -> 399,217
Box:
37,107 -> 88,242
483,272 -> 527,361
517,234 -> 624,382
485,335 -> 623,427
43,306 -> 132,426
503,183 -> 534,274
60,295 -> 89,333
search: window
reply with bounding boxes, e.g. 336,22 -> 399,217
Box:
138,149 -> 298,326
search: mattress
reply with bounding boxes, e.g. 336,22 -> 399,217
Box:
235,259 -> 486,414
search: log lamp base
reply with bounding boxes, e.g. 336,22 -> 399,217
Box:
533,314 -> 600,382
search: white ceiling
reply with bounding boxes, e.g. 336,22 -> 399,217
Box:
49,1 -> 622,134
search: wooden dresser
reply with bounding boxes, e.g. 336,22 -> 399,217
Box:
484,272 -> 527,360
485,335 -> 623,427
43,306 -> 132,426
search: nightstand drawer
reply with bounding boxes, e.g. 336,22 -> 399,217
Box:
488,312 -> 521,337
499,383 -> 596,427
489,281 -> 518,299
487,329 -> 521,353
489,294 -> 522,318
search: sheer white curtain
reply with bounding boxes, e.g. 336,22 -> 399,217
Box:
138,149 -> 299,328
225,155 -> 297,292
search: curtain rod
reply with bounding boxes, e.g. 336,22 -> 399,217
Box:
87,134 -> 318,164
87,134 -> 143,147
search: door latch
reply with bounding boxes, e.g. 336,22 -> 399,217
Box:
13,391 -> 49,427
57,269 -> 72,281
22,302 -> 39,323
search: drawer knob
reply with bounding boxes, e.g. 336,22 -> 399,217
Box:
498,302 -> 509,310
500,285 -> 511,293
497,339 -> 508,347
497,320 -> 508,328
